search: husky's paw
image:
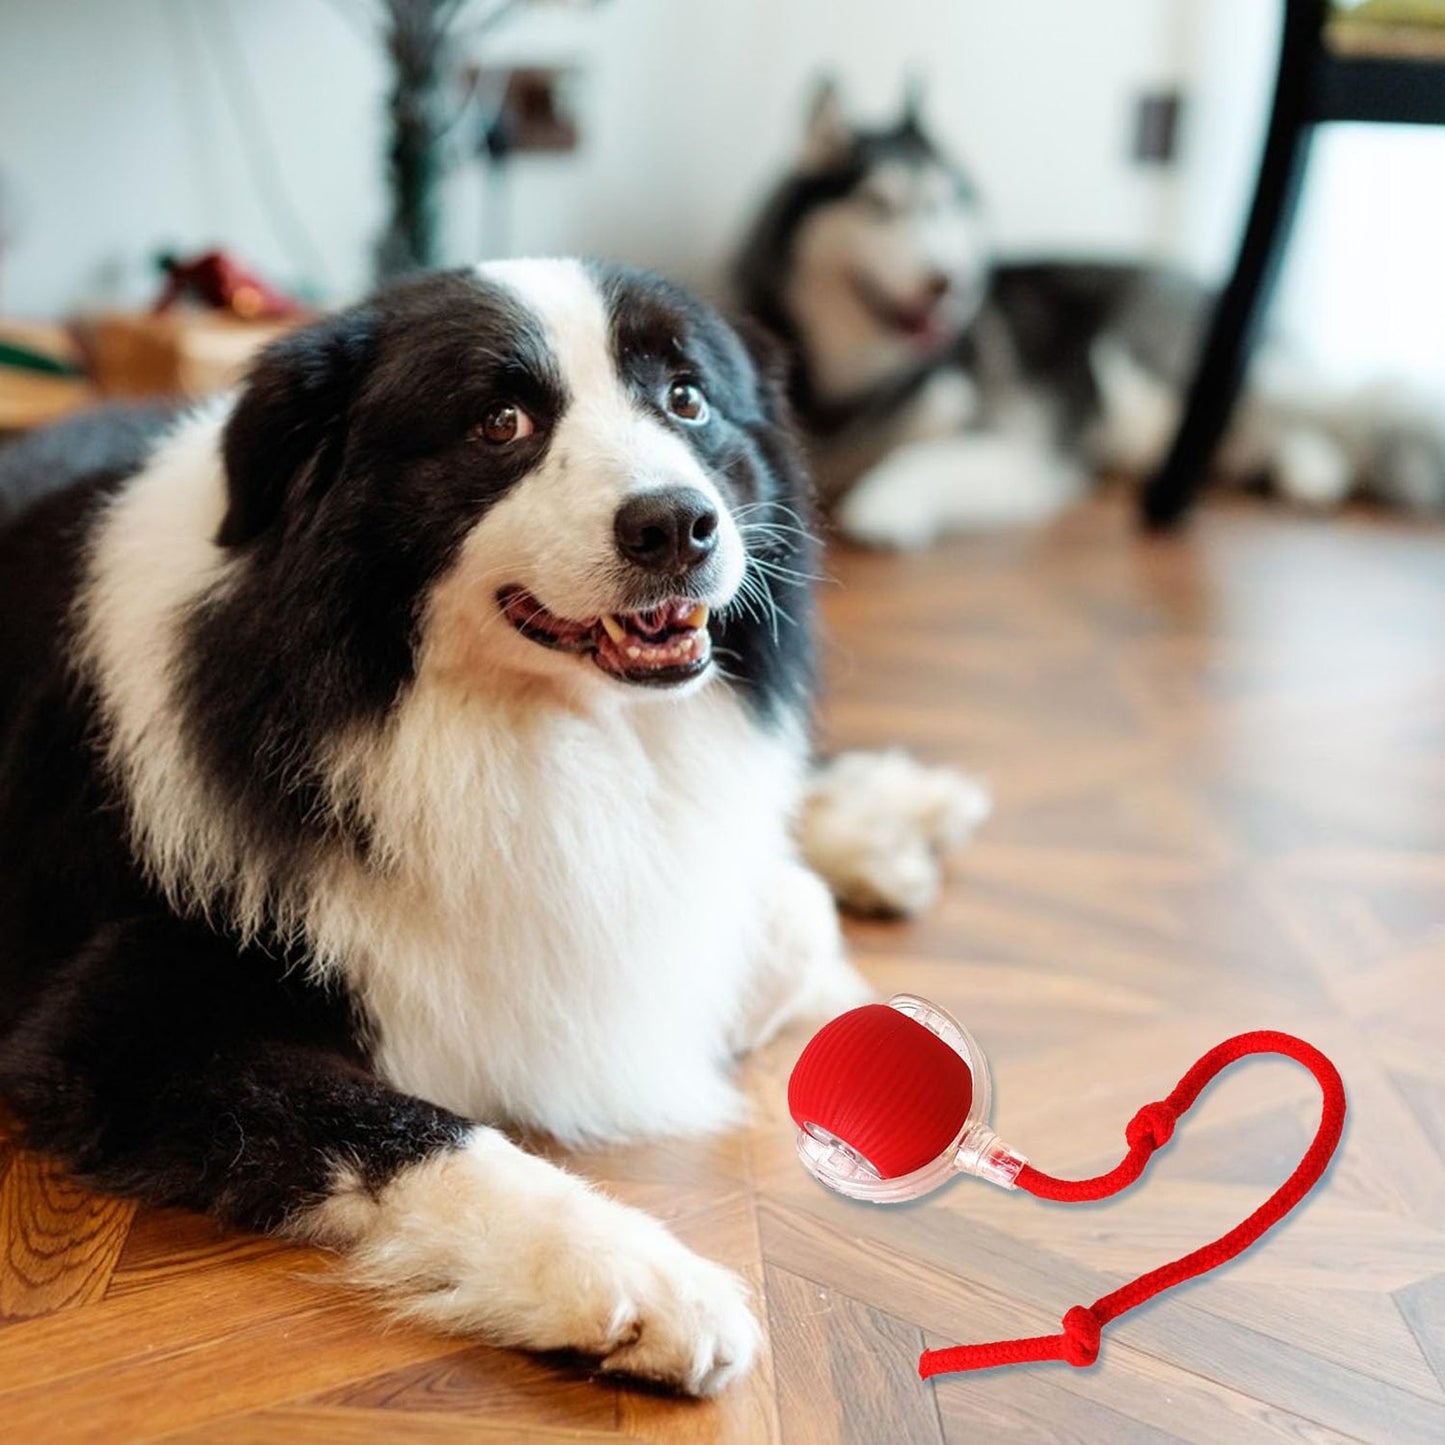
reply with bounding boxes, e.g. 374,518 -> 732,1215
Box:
835,432 -> 1079,546
799,749 -> 991,917
1273,426 -> 1352,510
834,464 -> 944,549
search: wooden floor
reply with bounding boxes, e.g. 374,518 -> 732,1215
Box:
3,494 -> 1444,1442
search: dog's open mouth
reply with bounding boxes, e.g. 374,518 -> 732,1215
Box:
499,587 -> 713,687
851,275 -> 956,350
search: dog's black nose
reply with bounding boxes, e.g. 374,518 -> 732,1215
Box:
614,488 -> 719,573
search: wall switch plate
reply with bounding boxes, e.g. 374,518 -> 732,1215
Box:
1132,90 -> 1183,165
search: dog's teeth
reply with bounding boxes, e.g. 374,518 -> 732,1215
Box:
626,646 -> 641,659
685,604 -> 709,629
600,614 -> 627,644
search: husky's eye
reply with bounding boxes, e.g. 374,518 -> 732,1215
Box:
666,379 -> 709,425
473,403 -> 536,445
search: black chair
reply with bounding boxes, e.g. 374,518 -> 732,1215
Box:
1143,0 -> 1445,528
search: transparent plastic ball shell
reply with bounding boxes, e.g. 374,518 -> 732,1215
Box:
794,993 -> 1028,1202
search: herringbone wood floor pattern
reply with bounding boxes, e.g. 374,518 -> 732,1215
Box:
2,495 -> 1443,1443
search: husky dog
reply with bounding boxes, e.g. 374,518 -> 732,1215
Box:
735,81 -> 1445,547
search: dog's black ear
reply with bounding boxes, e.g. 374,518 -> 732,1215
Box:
730,314 -> 814,513
218,306 -> 375,547
801,75 -> 852,171
732,316 -> 794,425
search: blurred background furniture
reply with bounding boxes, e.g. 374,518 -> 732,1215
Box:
0,248 -> 302,443
75,309 -> 293,400
1143,0 -> 1445,527
1,309 -> 291,440
0,321 -> 94,431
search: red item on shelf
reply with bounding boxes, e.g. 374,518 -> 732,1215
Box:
153,250 -> 305,322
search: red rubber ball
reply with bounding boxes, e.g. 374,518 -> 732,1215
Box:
788,1003 -> 974,1179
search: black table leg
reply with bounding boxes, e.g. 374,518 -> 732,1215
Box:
1142,0 -> 1327,529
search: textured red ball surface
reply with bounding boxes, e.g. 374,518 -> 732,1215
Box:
788,1004 -> 974,1179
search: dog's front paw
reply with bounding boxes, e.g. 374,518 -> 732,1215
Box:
326,1131 -> 761,1396
519,1187 -> 760,1394
590,1228 -> 761,1395
511,1179 -> 760,1396
800,749 -> 991,917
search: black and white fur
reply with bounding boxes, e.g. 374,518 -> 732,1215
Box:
736,81 -> 1445,547
0,258 -> 991,1394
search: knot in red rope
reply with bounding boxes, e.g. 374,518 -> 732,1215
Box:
1125,1100 -> 1177,1152
1060,1305 -> 1102,1366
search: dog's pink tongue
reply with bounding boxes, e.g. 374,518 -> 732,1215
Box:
902,309 -> 948,349
633,607 -> 672,641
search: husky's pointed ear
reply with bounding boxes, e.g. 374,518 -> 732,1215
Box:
801,76 -> 853,171
899,72 -> 927,136
218,306 -> 375,547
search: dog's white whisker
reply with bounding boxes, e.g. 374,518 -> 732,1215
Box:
744,554 -> 827,586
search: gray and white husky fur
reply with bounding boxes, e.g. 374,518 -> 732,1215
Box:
735,81 -> 1445,547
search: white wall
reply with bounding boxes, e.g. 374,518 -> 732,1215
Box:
0,0 -> 1182,316
5,0 -> 1439,400
0,0 -> 386,315
483,0 -> 1187,290
1171,0 -> 1281,281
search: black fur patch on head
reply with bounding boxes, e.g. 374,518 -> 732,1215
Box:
592,262 -> 818,724
187,270 -> 567,869
219,312 -> 376,547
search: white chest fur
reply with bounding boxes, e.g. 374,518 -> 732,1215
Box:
79,411 -> 807,1145
311,680 -> 804,1143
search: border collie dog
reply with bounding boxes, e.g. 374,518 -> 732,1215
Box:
0,259 -> 933,1394
736,81 -> 1445,547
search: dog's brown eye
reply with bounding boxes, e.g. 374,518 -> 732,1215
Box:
666,380 -> 709,425
474,403 -> 536,445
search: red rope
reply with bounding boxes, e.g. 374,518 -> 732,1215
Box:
919,1030 -> 1346,1380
